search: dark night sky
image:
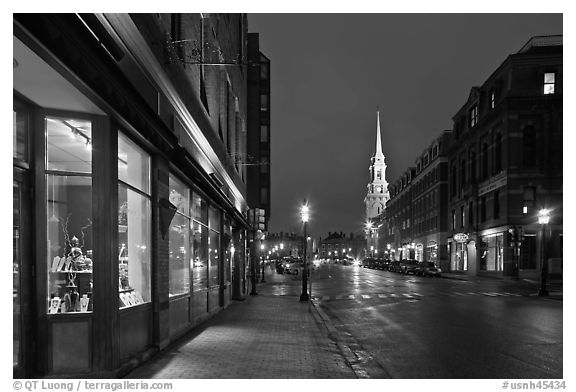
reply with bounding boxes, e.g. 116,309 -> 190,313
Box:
247,13 -> 562,238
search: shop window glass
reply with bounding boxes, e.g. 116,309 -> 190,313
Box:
118,133 -> 150,194
13,182 -> 21,365
192,192 -> 208,224
209,205 -> 221,232
118,133 -> 151,308
46,175 -> 93,314
192,220 -> 208,290
224,219 -> 233,284
118,184 -> 151,308
479,234 -> 504,271
209,229 -> 220,287
45,116 -> 93,315
168,174 -> 191,296
13,109 -> 28,162
46,117 -> 92,173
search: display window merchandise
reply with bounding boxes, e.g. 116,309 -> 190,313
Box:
45,117 -> 94,314
118,132 -> 152,308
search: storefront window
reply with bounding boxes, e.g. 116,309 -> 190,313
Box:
13,109 -> 28,162
224,218 -> 232,284
192,220 -> 208,290
209,229 -> 220,287
208,206 -> 221,287
168,174 -> 191,296
208,205 -> 220,232
479,234 -> 504,271
13,182 -> 21,365
46,117 -> 93,314
47,117 -> 92,173
118,133 -> 151,308
192,192 -> 208,223
427,242 -> 438,264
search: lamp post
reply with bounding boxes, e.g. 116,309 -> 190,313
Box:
538,209 -> 550,297
300,201 -> 310,302
260,243 -> 266,283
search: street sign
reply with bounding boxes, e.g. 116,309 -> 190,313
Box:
453,233 -> 469,243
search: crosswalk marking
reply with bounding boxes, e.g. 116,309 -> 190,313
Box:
314,291 -> 525,301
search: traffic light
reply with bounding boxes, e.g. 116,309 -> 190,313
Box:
507,227 -> 515,247
507,226 -> 523,248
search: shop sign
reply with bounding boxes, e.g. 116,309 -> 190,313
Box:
478,173 -> 507,196
453,233 -> 469,243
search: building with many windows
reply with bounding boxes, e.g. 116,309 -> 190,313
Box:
319,232 -> 365,261
377,35 -> 562,278
247,33 -> 271,231
13,13 -> 265,378
446,35 -> 562,279
380,132 -> 451,269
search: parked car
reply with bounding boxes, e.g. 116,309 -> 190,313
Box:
389,260 -> 402,272
400,259 -> 419,274
362,258 -> 377,269
415,261 -> 442,277
376,259 -> 391,270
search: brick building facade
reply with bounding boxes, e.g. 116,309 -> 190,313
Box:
13,13 -> 263,378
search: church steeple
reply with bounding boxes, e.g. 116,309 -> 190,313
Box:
364,110 -> 390,219
376,111 -> 383,157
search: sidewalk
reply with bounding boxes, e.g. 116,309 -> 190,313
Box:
124,285 -> 356,379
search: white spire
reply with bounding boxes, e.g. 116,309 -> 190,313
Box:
376,111 -> 383,156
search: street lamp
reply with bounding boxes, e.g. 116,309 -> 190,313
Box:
300,201 -> 310,302
260,243 -> 266,283
538,209 -> 550,297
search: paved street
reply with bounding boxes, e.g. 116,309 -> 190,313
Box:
308,263 -> 563,378
125,262 -> 562,379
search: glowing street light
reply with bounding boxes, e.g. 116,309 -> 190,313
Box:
300,200 -> 310,302
538,209 -> 551,296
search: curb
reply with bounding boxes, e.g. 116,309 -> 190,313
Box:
439,275 -> 469,281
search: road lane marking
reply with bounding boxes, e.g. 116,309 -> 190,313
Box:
362,295 -> 371,299
377,294 -> 387,298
